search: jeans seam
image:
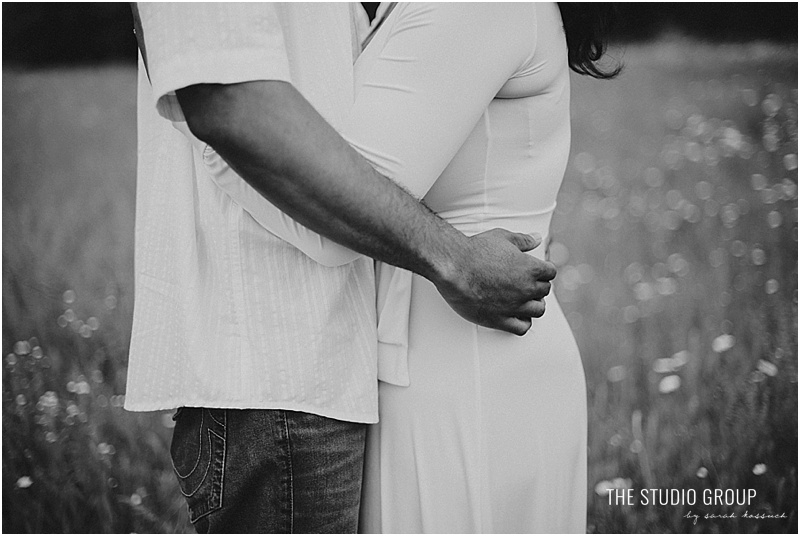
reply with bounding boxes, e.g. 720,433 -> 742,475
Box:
282,411 -> 294,534
215,412 -> 227,519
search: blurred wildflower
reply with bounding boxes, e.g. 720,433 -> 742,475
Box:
574,152 -> 596,174
634,282 -> 655,301
57,315 -> 68,328
548,241 -> 569,267
45,432 -> 58,443
757,360 -> 778,377
658,375 -> 681,394
667,253 -> 690,276
64,309 -> 76,322
130,493 -> 142,506
741,88 -> 759,107
730,240 -> 747,257
62,289 -> 76,304
752,463 -> 768,475
624,263 -> 644,285
704,198 -> 720,217
39,391 -> 58,409
76,379 -> 91,395
750,371 -> 767,383
14,341 -> 31,355
653,351 -> 689,374
782,178 -> 797,198
721,203 -> 740,227
15,394 -> 27,406
6,353 -> 18,367
765,279 -> 780,295
105,295 -> 118,310
767,210 -> 783,228
696,180 -> 713,199
608,433 -> 622,447
629,439 -> 644,453
607,366 -> 626,383
762,93 -> 783,116
784,154 -> 798,171
751,247 -> 766,265
696,467 -> 709,479
656,277 -> 677,296
87,317 -> 100,331
712,334 -> 736,353
16,476 -> 33,489
761,187 -> 780,204
594,478 -> 633,497
98,442 -> 116,456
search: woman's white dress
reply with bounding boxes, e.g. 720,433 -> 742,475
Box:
343,4 -> 586,533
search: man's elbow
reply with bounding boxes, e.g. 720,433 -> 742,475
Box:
175,84 -> 235,147
176,80 -> 296,148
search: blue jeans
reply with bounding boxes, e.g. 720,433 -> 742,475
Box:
170,407 -> 367,533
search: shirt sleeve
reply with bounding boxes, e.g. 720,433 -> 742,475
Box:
342,3 -> 536,197
136,2 -> 292,121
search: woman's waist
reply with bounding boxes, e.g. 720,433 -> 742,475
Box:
438,208 -> 556,260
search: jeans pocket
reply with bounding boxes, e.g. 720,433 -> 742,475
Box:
170,408 -> 227,523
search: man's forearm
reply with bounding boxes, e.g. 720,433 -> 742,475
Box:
178,80 -> 465,284
177,80 -> 556,335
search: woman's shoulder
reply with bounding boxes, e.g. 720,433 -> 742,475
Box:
389,2 -> 538,51
395,2 -> 536,22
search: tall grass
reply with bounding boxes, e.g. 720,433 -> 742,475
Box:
2,41 -> 797,533
558,40 -> 797,533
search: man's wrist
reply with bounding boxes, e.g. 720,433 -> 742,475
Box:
417,226 -> 472,295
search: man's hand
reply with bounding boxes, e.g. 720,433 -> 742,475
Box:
432,229 -> 556,336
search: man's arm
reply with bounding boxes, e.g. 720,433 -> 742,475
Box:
177,81 -> 556,335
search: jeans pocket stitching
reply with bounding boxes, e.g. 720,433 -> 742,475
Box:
171,410 -> 205,479
178,429 -> 215,498
187,427 -> 226,523
208,408 -> 226,429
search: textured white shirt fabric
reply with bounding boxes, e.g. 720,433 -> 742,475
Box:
124,3 -> 379,424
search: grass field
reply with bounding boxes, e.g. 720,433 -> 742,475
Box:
3,40 -> 797,533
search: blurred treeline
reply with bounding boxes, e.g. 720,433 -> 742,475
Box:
3,2 -> 798,68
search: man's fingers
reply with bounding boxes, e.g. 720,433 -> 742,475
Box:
525,281 -> 552,301
495,316 -> 533,336
516,298 -> 547,319
500,230 -> 542,252
532,259 -> 557,282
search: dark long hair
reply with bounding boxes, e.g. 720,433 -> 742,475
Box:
558,3 -> 621,79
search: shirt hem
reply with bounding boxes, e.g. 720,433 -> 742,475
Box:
123,398 -> 378,425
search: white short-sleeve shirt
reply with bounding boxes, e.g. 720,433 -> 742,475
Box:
124,3 -> 379,424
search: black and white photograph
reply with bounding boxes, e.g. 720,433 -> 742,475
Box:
2,2 -> 797,533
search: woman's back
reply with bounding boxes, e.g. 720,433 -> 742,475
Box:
349,2 -> 570,244
428,2 -> 570,240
